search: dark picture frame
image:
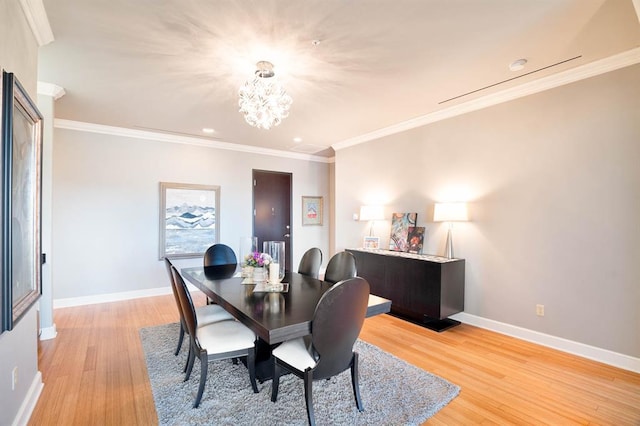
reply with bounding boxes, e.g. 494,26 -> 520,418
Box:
407,226 -> 425,254
159,182 -> 220,260
1,71 -> 44,332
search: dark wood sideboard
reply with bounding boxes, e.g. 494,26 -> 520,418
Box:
347,248 -> 465,332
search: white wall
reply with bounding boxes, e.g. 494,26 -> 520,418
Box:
334,64 -> 640,359
51,128 -> 330,300
0,1 -> 43,424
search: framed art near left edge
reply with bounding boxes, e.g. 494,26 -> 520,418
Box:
1,71 -> 44,332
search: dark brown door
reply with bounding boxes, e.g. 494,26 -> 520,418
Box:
252,170 -> 292,271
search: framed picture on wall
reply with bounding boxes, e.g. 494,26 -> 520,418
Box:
1,71 -> 44,332
301,196 -> 323,226
158,182 -> 220,260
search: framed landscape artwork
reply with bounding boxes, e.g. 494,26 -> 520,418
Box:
389,212 -> 417,252
159,182 -> 220,259
1,71 -> 44,332
302,196 -> 323,226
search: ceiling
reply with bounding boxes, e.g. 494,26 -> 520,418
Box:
38,0 -> 640,158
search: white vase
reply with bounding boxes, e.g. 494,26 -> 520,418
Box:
263,241 -> 285,283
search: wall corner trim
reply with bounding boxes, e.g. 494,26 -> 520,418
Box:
18,0 -> 54,46
11,371 -> 43,426
39,324 -> 57,341
451,312 -> 640,374
37,82 -> 66,100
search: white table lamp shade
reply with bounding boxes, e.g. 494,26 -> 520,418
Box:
433,202 -> 468,222
359,205 -> 385,221
433,202 -> 468,259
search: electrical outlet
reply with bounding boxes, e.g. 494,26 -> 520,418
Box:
12,367 -> 18,391
536,304 -> 545,317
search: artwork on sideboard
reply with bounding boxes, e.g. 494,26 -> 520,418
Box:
1,71 -> 44,332
363,236 -> 380,249
407,226 -> 426,254
389,212 -> 417,252
158,182 -> 220,260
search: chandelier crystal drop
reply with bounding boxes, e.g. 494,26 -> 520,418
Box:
239,61 -> 292,130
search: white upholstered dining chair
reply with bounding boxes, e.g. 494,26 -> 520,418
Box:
270,276 -> 370,425
163,257 -> 234,367
171,265 -> 259,408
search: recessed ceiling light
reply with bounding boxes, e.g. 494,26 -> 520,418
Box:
293,137 -> 302,143
509,59 -> 527,71
202,128 -> 215,134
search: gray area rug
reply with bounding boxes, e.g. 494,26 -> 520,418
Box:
140,323 -> 460,426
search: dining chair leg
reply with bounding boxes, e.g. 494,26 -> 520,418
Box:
271,360 -> 282,402
303,369 -> 315,426
183,345 -> 191,373
351,352 -> 364,412
184,344 -> 196,381
194,352 -> 208,408
175,323 -> 185,356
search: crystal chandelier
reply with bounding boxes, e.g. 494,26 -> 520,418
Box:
239,61 -> 292,130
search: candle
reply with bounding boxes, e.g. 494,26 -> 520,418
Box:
269,262 -> 279,283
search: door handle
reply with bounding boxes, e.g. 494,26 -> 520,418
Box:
284,233 -> 290,238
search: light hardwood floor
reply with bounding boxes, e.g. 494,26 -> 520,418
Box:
29,294 -> 640,425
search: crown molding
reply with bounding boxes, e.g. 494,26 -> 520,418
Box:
54,119 -> 333,163
37,81 -> 66,100
19,0 -> 54,46
333,47 -> 640,151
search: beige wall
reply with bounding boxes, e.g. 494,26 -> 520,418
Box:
0,1 -> 39,93
0,1 -> 42,424
52,128 -> 330,300
334,64 -> 640,358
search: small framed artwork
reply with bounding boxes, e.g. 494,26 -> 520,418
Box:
302,196 -> 323,226
159,182 -> 220,259
363,236 -> 380,249
1,71 -> 44,332
407,227 -> 425,254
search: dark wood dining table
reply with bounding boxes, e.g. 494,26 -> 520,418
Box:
180,266 -> 391,380
181,266 -> 391,344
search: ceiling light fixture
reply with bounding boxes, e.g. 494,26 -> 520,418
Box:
202,128 -> 215,134
509,58 -> 527,71
238,61 -> 292,130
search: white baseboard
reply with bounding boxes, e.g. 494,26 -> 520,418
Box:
39,324 -> 57,340
451,312 -> 640,373
52,285 -> 197,309
12,371 -> 43,426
